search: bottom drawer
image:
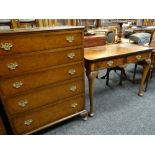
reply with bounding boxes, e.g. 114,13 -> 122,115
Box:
0,117 -> 5,135
11,94 -> 85,134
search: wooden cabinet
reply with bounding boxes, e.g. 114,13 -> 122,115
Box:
0,26 -> 87,134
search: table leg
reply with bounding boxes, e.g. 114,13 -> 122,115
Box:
138,59 -> 151,96
86,70 -> 98,117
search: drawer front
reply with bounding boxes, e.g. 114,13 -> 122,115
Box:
127,52 -> 150,63
0,117 -> 5,134
0,30 -> 82,55
95,57 -> 124,70
0,62 -> 84,96
5,79 -> 84,115
11,95 -> 85,134
0,48 -> 83,77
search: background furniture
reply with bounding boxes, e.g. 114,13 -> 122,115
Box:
112,20 -> 128,43
0,19 -> 14,29
129,29 -> 154,45
37,19 -> 77,27
84,35 -> 107,48
93,28 -> 116,43
0,26 -> 87,134
132,29 -> 154,84
84,43 -> 153,116
17,19 -> 37,28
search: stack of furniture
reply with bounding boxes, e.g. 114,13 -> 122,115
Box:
0,26 -> 87,134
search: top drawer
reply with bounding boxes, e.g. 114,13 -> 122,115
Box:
0,30 -> 83,55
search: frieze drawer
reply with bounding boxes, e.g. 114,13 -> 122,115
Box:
127,52 -> 151,63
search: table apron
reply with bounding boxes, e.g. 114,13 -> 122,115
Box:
85,51 -> 151,71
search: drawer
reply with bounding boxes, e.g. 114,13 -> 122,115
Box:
127,52 -> 150,63
0,30 -> 83,55
94,57 -> 124,70
4,79 -> 84,115
0,117 -> 5,134
0,48 -> 83,77
11,94 -> 85,134
0,62 -> 84,96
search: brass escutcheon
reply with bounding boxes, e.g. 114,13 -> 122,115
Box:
1,42 -> 13,51
12,81 -> 23,89
68,69 -> 76,75
67,52 -> 75,59
24,119 -> 33,126
7,62 -> 18,70
71,102 -> 78,108
66,35 -> 74,43
18,99 -> 28,107
107,60 -> 113,67
70,85 -> 77,92
136,55 -> 142,61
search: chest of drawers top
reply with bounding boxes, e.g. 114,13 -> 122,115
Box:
0,26 -> 84,55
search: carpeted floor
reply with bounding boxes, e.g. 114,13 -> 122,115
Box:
37,64 -> 155,135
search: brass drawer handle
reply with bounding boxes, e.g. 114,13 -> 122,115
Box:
67,52 -> 75,59
68,69 -> 76,75
18,99 -> 28,107
66,35 -> 74,43
12,81 -> 23,89
24,119 -> 33,126
71,102 -> 78,108
7,62 -> 18,70
1,42 -> 13,51
136,55 -> 142,61
70,85 -> 77,92
107,60 -> 113,67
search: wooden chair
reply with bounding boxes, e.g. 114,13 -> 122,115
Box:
97,28 -> 127,86
131,29 -> 155,92
132,29 -> 154,83
144,31 -> 155,90
150,51 -> 155,78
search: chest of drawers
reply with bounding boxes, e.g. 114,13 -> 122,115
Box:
0,26 -> 87,134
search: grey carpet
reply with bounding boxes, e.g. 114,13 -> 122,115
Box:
37,64 -> 155,135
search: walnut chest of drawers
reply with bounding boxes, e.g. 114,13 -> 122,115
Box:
0,26 -> 87,134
